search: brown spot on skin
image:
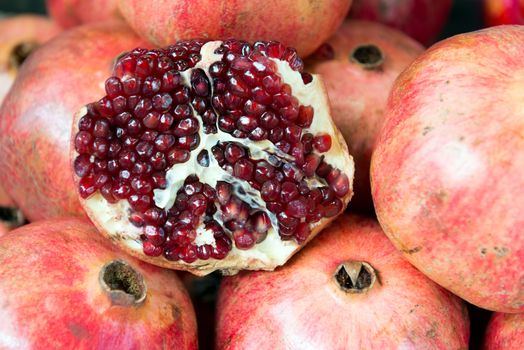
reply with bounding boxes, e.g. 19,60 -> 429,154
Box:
422,126 -> 433,135
494,246 -> 509,257
480,247 -> 487,255
402,246 -> 422,254
171,304 -> 182,323
68,322 -> 90,339
426,322 -> 438,338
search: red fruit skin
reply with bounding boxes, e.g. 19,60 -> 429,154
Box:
348,0 -> 453,45
0,22 -> 148,221
117,0 -> 352,57
46,0 -> 121,28
484,0 -> 524,26
0,15 -> 61,104
0,218 -> 197,349
308,20 -> 423,213
484,313 -> 524,349
371,26 -> 524,312
216,215 -> 469,349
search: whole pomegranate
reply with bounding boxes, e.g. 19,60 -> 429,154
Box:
117,0 -> 353,57
484,312 -> 524,349
0,218 -> 197,349
0,22 -> 148,222
46,0 -> 121,28
348,0 -> 453,45
307,20 -> 423,213
371,25 -> 524,312
216,214 -> 470,349
484,0 -> 524,26
71,39 -> 354,275
0,15 -> 61,103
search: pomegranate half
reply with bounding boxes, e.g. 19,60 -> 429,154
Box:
216,214 -> 470,349
71,39 -> 354,275
307,20 -> 423,213
371,25 -> 524,312
46,0 -> 121,28
0,21 -> 147,221
484,312 -> 524,349
0,218 -> 197,349
484,0 -> 524,26
348,0 -> 453,45
117,0 -> 353,57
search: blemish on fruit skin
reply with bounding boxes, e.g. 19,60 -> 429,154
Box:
493,246 -> 509,257
67,322 -> 90,339
402,246 -> 422,254
480,247 -> 487,256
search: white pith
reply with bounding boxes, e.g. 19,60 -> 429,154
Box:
81,41 -> 355,275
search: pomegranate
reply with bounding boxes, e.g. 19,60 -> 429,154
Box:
117,0 -> 353,57
71,39 -> 354,275
0,15 -> 61,103
348,0 -> 453,45
216,214 -> 470,349
307,20 -> 423,213
484,0 -> 524,26
371,25 -> 524,312
0,22 -> 148,221
0,218 -> 197,349
484,312 -> 524,349
46,0 -> 121,28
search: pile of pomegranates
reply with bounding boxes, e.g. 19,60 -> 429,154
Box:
0,0 -> 523,348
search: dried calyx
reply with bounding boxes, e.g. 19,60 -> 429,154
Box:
350,44 -> 384,70
99,260 -> 147,306
334,261 -> 376,293
9,41 -> 39,70
73,39 -> 354,275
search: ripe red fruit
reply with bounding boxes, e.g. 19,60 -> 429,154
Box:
0,15 -> 61,103
117,0 -> 353,57
484,0 -> 524,26
216,215 -> 470,349
484,313 -> 524,349
0,22 -> 148,221
46,0 -> 121,28
0,218 -> 197,349
307,20 -> 423,213
371,26 -> 524,312
71,39 -> 354,275
348,0 -> 453,45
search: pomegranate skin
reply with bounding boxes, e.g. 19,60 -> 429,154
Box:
46,0 -> 121,28
484,313 -> 524,349
117,0 -> 352,57
0,218 -> 197,349
348,0 -> 453,45
216,215 -> 469,349
371,26 -> 524,312
484,0 -> 524,26
0,22 -> 148,221
307,20 -> 423,213
0,15 -> 61,104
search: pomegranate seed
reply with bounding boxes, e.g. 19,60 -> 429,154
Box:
234,159 -> 254,180
233,229 -> 256,250
74,155 -> 93,177
261,180 -> 281,201
294,223 -> 311,243
224,143 -> 246,163
313,134 -> 332,153
144,225 -> 166,246
143,241 -> 163,257
78,174 -> 96,198
286,198 -> 308,218
75,131 -> 93,154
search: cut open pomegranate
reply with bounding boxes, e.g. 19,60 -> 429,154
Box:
72,39 -> 354,275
